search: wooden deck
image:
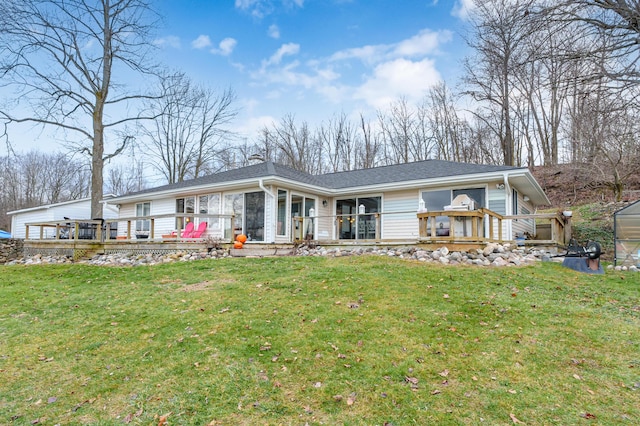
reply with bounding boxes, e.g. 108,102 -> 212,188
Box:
21,209 -> 569,259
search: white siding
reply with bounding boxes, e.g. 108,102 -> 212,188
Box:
13,210 -> 54,239
151,199 -> 177,236
263,188 -> 275,243
315,198 -> 333,241
488,187 -> 509,239
488,187 -> 506,215
512,192 -> 535,239
10,199 -> 102,239
382,190 -> 420,240
115,203 -> 136,237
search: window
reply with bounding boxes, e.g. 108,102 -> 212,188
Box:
135,202 -> 150,234
512,188 -> 519,215
336,196 -> 381,240
304,197 -> 315,239
224,193 -> 243,239
453,188 -> 485,209
421,188 -> 486,237
199,193 -> 221,229
421,190 -> 451,236
176,197 -> 195,229
244,191 -> 265,241
277,190 -> 287,236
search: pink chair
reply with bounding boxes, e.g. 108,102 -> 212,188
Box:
180,222 -> 195,238
190,222 -> 207,238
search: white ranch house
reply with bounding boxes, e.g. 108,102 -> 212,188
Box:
105,160 -> 552,245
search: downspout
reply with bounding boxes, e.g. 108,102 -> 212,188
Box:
259,179 -> 275,243
503,173 -> 512,241
258,179 -> 274,198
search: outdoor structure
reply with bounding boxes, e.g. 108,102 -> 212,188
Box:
102,160 -> 556,248
614,200 -> 640,266
7,196 -> 119,239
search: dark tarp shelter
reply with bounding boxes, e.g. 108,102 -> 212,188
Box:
614,200 -> 640,266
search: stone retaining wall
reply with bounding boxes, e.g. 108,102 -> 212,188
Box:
0,239 -> 24,264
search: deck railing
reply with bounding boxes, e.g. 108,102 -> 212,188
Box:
292,213 -> 384,241
24,209 -> 568,246
25,214 -> 237,242
417,208 -> 504,243
417,209 -> 567,245
503,212 -> 569,245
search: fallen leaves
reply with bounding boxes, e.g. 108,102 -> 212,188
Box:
156,412 -> 172,426
509,413 -> 525,424
259,342 -> 272,351
346,392 -> 357,406
123,408 -> 143,423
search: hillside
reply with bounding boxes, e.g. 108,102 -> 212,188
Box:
531,163 -> 640,207
531,164 -> 640,260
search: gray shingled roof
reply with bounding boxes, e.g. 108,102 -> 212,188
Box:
123,162 -> 324,197
119,160 -> 519,198
317,160 -> 517,189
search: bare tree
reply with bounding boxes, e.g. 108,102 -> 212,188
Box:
265,114 -> 323,174
319,112 -> 361,172
424,83 -> 469,162
0,150 -> 90,231
463,0 -> 540,166
356,113 -> 381,169
141,72 -> 237,183
546,0 -> 640,86
0,0 -> 159,218
105,160 -> 147,196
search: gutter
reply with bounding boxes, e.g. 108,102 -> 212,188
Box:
258,179 -> 275,199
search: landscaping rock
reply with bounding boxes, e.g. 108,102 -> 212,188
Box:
5,240 -> 639,272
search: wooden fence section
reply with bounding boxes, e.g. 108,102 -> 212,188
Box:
417,209 -> 568,246
417,208 -> 504,243
503,212 -> 569,246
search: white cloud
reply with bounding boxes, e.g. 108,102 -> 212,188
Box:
452,0 -> 475,20
214,38 -> 238,56
329,29 -> 451,64
235,0 -> 304,19
248,27 -> 448,110
330,45 -> 388,65
354,58 -> 441,109
191,35 -> 212,49
394,29 -> 452,57
263,43 -> 300,66
232,113 -> 278,138
235,0 -> 270,19
268,24 -> 280,39
153,36 -> 181,49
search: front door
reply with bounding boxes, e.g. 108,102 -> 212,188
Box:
290,195 -> 315,241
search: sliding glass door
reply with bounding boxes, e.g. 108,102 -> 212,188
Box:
336,196 -> 381,240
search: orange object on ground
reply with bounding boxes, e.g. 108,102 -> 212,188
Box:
233,241 -> 243,249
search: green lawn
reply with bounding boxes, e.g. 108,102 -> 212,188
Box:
1,257 -> 638,425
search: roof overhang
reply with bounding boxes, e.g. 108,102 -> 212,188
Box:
505,169 -> 551,206
105,168 -> 550,207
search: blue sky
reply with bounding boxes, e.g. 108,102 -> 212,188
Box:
1,0 -> 475,155
153,0 -> 474,140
